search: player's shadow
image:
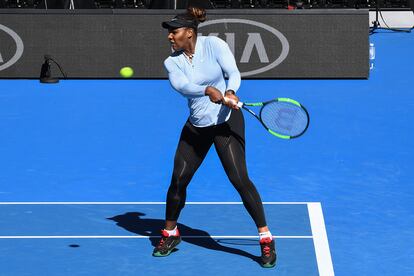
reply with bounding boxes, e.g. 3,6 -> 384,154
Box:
107,212 -> 260,264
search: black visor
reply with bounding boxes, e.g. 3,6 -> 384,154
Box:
162,16 -> 198,30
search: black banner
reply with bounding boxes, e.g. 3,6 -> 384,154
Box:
0,9 -> 369,79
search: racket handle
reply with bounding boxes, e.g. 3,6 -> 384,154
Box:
223,96 -> 243,108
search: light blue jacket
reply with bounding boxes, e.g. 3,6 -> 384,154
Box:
164,36 -> 241,127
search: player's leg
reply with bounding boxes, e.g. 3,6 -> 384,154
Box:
153,121 -> 213,257
213,110 -> 276,267
165,121 -> 213,224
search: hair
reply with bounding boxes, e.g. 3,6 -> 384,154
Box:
187,6 -> 206,23
176,6 -> 206,33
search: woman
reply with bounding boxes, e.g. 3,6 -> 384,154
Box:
154,7 -> 276,268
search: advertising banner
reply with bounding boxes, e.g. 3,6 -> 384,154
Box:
0,9 -> 369,79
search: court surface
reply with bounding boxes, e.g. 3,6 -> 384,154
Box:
0,31 -> 413,275
0,202 -> 332,275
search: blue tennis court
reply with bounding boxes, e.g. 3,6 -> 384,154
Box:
0,202 -> 326,275
0,30 -> 413,275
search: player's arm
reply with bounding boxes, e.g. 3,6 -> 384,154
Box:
164,59 -> 207,98
211,37 -> 241,108
212,37 -> 241,96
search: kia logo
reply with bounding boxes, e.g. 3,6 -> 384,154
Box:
0,24 -> 24,71
199,19 -> 289,77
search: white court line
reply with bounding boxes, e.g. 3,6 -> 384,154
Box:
0,235 -> 312,239
308,203 -> 335,276
0,202 -> 312,205
1,201 -> 334,274
0,202 -> 316,241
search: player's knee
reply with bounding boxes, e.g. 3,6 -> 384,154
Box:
171,161 -> 195,185
171,171 -> 191,188
227,172 -> 249,187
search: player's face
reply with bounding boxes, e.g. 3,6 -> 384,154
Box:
168,28 -> 192,51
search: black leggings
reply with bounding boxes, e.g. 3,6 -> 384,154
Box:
166,110 -> 267,228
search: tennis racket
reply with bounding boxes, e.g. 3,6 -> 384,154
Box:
224,97 -> 310,139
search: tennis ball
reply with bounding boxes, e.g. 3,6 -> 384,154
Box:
120,66 -> 134,78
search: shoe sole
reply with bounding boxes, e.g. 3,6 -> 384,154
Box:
152,249 -> 174,257
261,262 -> 276,268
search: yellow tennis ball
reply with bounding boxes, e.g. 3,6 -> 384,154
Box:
120,67 -> 134,78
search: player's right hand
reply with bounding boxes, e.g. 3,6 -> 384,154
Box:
223,94 -> 240,110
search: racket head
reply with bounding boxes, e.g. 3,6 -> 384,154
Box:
259,98 -> 310,139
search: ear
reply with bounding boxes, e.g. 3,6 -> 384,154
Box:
187,28 -> 194,38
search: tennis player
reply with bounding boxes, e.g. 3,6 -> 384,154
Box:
153,7 -> 276,268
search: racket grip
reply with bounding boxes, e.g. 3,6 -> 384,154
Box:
223,96 -> 243,107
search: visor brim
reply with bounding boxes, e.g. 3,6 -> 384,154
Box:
162,21 -> 184,29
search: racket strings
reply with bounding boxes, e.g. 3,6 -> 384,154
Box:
261,101 -> 308,137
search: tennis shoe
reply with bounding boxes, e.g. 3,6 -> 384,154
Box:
152,229 -> 181,257
260,237 -> 276,268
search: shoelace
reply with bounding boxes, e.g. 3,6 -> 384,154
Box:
158,231 -> 169,247
157,237 -> 166,248
260,237 -> 273,257
262,245 -> 271,257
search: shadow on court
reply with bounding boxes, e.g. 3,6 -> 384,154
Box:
107,212 -> 261,265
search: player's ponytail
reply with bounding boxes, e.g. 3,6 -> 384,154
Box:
187,6 -> 206,24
